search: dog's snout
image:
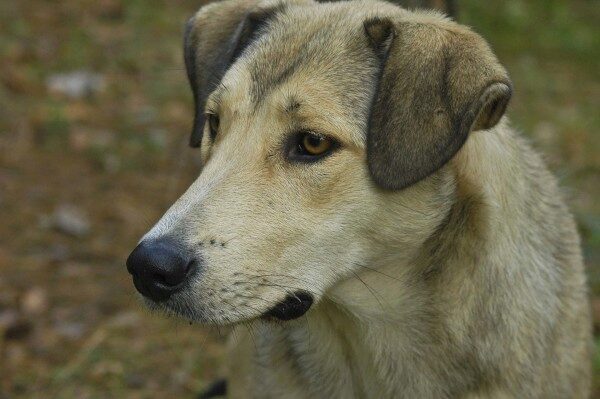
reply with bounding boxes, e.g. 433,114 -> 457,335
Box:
126,239 -> 194,302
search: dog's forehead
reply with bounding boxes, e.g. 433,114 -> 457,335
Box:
218,4 -> 380,124
250,9 -> 373,96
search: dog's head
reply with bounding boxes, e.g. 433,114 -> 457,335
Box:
126,0 -> 511,324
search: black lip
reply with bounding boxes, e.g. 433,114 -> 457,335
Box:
264,291 -> 314,321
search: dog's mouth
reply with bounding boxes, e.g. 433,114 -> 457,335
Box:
146,289 -> 314,324
263,291 -> 314,321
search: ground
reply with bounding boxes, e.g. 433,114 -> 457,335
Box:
0,0 -> 598,397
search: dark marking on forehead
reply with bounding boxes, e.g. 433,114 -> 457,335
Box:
248,29 -> 321,104
285,97 -> 302,113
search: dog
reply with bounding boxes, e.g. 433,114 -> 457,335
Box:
126,0 -> 593,397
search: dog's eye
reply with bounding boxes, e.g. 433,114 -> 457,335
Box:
206,113 -> 219,141
302,133 -> 331,155
288,131 -> 338,162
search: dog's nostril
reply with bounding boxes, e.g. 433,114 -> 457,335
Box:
152,259 -> 195,287
126,239 -> 195,302
185,259 -> 197,274
151,273 -> 168,286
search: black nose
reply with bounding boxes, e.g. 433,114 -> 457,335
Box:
126,239 -> 193,301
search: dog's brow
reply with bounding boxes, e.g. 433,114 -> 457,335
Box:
284,97 -> 302,113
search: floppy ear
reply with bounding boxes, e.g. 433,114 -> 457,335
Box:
184,0 -> 281,147
364,18 -> 512,190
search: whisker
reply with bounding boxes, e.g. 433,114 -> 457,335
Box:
394,201 -> 431,216
353,262 -> 403,282
245,323 -> 259,353
235,293 -> 273,305
239,272 -> 314,285
349,269 -> 386,313
257,282 -> 321,296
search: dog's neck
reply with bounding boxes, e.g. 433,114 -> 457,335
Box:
248,215 -> 475,397
251,278 -> 454,398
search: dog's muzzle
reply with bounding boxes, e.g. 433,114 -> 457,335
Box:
264,291 -> 314,321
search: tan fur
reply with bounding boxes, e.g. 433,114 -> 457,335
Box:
139,1 -> 592,397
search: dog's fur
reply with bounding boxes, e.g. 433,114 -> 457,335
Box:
138,0 -> 592,397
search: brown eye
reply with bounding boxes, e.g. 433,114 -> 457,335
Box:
288,131 -> 338,162
207,113 -> 219,141
301,133 -> 332,155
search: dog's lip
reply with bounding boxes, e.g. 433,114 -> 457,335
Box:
144,286 -> 314,325
263,291 -> 314,321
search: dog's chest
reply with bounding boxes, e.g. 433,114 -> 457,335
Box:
248,311 -> 468,399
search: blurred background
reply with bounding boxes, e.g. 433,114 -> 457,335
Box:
0,0 -> 598,397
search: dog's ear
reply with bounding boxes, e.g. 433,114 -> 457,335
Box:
184,0 -> 281,148
364,18 -> 512,190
